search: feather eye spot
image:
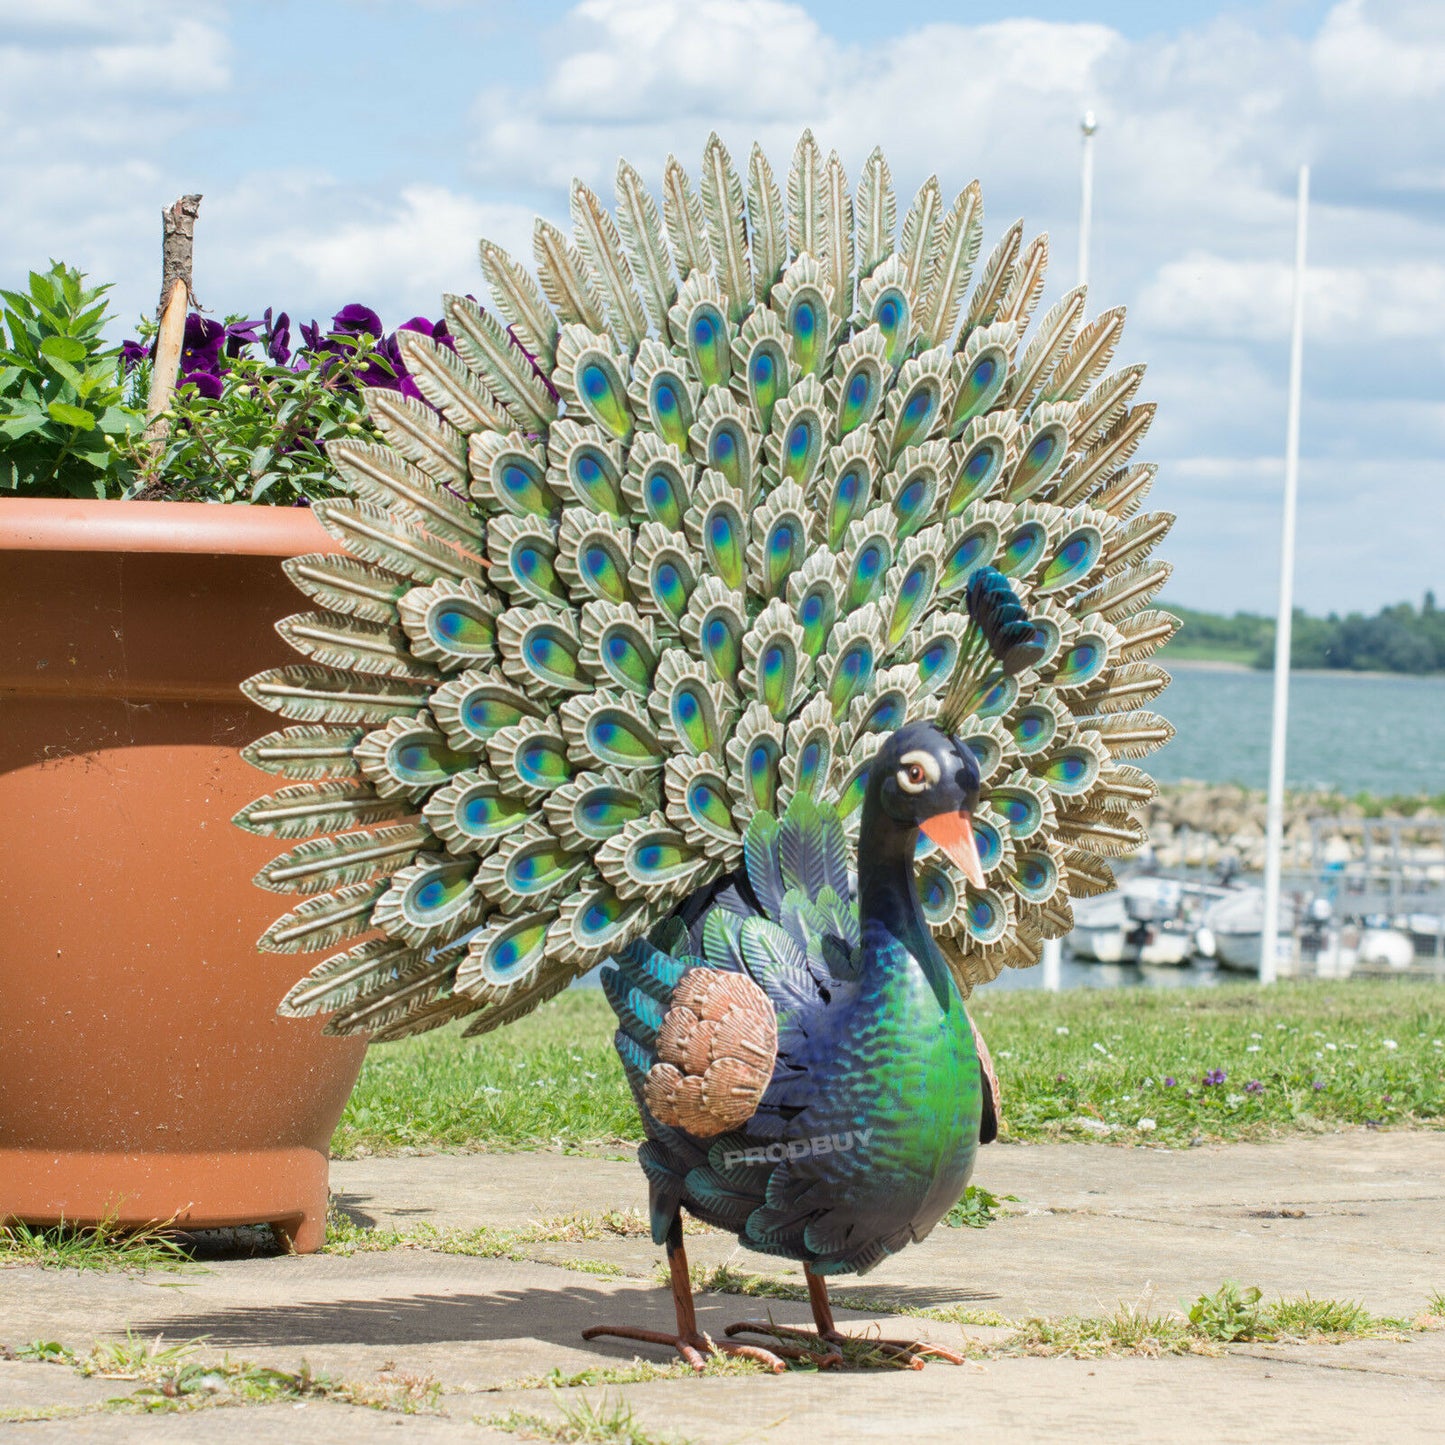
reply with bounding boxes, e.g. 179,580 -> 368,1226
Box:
897,477 -> 927,515
518,739 -> 569,786
878,298 -> 899,328
974,817 -> 1003,871
582,365 -> 609,400
965,445 -> 996,483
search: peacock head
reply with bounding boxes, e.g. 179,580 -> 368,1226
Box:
870,720 -> 985,890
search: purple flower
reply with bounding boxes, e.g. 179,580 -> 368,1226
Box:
1245,1080 -> 1264,1094
1162,1077 -> 1177,1088
180,314 -> 224,375
1312,1080 -> 1326,1091
119,337 -> 150,373
1383,1094 -> 1393,1103
224,317 -> 262,358
1055,1073 -> 1067,1084
299,318 -> 325,354
1203,1069 -> 1227,1087
262,308 -> 291,366
330,303 -> 383,337
397,315 -> 452,346
181,370 -> 223,400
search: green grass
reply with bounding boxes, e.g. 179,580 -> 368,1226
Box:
1159,641 -> 1258,667
332,981 -> 1445,1156
659,1273 -> 1434,1363
1,1335 -> 440,1423
944,1184 -> 1017,1228
490,1393 -> 689,1444
0,1217 -> 195,1272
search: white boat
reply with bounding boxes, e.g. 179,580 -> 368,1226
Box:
1065,877 -> 1201,966
1139,921 -> 1195,966
1356,925 -> 1416,971
1066,893 -> 1127,962
1202,888 -> 1292,973
1401,913 -> 1444,960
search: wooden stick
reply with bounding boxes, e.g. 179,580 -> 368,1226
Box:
138,193 -> 202,491
145,277 -> 188,424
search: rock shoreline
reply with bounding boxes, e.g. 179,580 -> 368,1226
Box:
1147,782 -> 1445,874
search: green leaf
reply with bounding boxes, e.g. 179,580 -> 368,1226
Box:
47,400 -> 96,430
39,335 -> 87,363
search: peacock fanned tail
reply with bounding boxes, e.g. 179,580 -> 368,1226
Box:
236,131 -> 1176,1042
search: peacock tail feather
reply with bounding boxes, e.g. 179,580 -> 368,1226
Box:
239,130 -> 1175,1040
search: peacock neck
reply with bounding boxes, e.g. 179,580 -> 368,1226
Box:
856,797 -> 953,1003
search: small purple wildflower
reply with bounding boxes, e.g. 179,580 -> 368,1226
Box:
223,317 -> 262,358
330,302 -> 383,337
1202,1068 -> 1227,1087
1055,1073 -> 1067,1084
1383,1094 -> 1393,1103
181,370 -> 223,400
1245,1080 -> 1264,1094
262,308 -> 291,365
1312,1080 -> 1326,1091
119,337 -> 150,372
179,314 -> 224,375
1162,1076 -> 1177,1088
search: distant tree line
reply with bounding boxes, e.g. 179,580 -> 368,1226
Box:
1162,595 -> 1445,674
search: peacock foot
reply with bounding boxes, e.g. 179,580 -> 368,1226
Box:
581,1322 -> 799,1373
724,1319 -> 963,1370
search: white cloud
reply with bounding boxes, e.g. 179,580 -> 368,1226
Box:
209,182 -> 536,324
1313,0 -> 1445,100
1135,253 -> 1445,343
2,0 -> 1441,613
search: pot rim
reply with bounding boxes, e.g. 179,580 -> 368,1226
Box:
0,497 -> 339,558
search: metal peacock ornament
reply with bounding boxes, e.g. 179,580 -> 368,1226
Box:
238,131 -> 1175,1370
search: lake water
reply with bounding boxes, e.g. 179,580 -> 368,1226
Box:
1151,664 -> 1445,796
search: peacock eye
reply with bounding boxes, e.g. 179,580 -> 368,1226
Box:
896,760 -> 930,794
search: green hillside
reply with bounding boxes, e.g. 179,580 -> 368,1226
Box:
1159,595 -> 1445,675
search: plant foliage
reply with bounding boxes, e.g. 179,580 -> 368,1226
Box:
0,263 -> 139,497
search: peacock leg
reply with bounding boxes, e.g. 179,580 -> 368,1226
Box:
725,1267 -> 966,1369
582,1217 -> 798,1373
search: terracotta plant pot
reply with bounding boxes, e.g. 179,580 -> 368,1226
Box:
0,499 -> 367,1253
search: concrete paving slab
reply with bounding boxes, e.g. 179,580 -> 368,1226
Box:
0,1360 -> 134,1415
6,1400 -> 513,1443
477,1346 -> 1445,1445
3,1133 -> 1443,1443
329,1130 -> 1445,1230
331,1130 -> 1445,1319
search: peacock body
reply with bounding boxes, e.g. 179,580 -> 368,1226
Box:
238,129 -> 1175,1364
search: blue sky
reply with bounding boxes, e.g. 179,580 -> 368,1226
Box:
2,0 -> 1440,617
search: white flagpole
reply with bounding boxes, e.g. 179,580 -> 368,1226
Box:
1260,164 -> 1310,985
1078,112 -> 1098,293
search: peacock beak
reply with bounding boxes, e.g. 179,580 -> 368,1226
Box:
920,810 -> 985,891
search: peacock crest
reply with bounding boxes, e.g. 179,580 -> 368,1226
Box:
236,131 -> 1177,1043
